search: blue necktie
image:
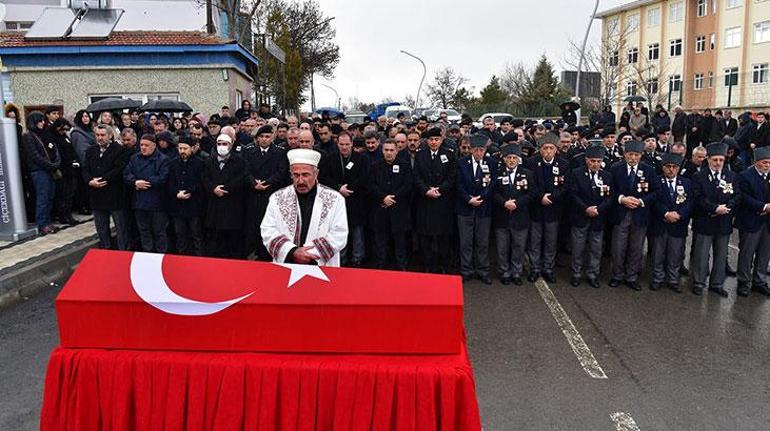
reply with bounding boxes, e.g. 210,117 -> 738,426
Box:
668,180 -> 675,199
628,167 -> 636,189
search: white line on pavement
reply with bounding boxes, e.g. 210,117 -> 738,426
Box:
534,279 -> 607,379
610,412 -> 641,430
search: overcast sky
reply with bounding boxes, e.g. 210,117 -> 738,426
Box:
304,0 -> 628,110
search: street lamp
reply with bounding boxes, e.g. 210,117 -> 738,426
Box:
400,50 -> 426,109
575,0 -> 601,122
321,83 -> 340,110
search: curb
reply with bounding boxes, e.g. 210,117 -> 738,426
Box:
0,238 -> 97,310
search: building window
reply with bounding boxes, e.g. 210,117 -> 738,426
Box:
710,33 -> 716,49
627,47 -> 639,64
70,0 -> 111,8
88,93 -> 180,104
724,67 -> 739,86
755,21 -> 770,43
669,2 -> 684,22
607,17 -> 620,36
627,81 -> 638,96
236,90 -> 243,108
694,73 -> 705,90
726,0 -> 742,8
697,0 -> 708,16
647,8 -> 660,27
753,63 -> 769,84
3,21 -> 33,32
696,36 -> 706,52
647,78 -> 659,94
670,75 -> 682,91
626,13 -> 639,32
725,27 -> 742,48
713,0 -> 719,13
648,43 -> 660,60
608,50 -> 619,67
670,38 -> 683,56
708,71 -> 715,87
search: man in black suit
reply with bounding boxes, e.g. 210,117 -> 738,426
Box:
750,112 -> 770,151
569,145 -> 613,288
492,145 -> 536,285
244,125 -> 288,260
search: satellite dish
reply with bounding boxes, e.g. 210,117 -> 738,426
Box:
0,4 -> 7,23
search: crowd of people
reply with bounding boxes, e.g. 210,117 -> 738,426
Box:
6,98 -> 770,298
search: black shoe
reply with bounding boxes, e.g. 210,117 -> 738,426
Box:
570,276 -> 581,287
608,278 -> 621,288
737,282 -> 750,297
670,284 -> 682,293
650,282 -> 660,291
542,272 -> 556,283
627,281 -> 642,291
511,277 -> 523,286
527,272 -> 540,283
709,287 -> 729,297
587,278 -> 600,288
480,276 -> 493,285
752,284 -> 770,296
725,264 -> 737,277
693,287 -> 703,296
500,277 -> 512,285
679,266 -> 689,276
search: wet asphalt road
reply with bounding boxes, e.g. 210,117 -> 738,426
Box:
2,236 -> 770,430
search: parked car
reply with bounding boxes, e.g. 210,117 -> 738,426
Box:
344,110 -> 367,125
367,102 -> 401,121
427,108 -> 462,123
474,112 -> 514,129
384,105 -> 413,120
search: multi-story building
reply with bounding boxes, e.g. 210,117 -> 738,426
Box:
597,0 -> 770,114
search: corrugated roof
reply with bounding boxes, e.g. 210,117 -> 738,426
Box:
0,31 -> 232,47
596,0 -> 661,18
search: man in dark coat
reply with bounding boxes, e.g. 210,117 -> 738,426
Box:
735,146 -> 770,297
123,134 -> 170,253
750,111 -> 770,150
493,145 -> 536,285
716,110 -> 738,138
413,127 -> 457,273
243,125 -> 288,260
368,139 -> 412,270
455,134 -> 497,284
167,137 -> 206,256
671,106 -> 688,145
46,118 -> 79,225
319,131 -> 369,266
607,140 -> 660,290
649,153 -> 693,292
569,145 -> 613,288
202,134 -> 248,259
525,133 -> 570,283
83,124 -> 130,250
691,142 -> 741,296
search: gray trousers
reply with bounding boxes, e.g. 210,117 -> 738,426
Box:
651,233 -> 686,284
611,213 -> 647,282
495,227 -> 529,278
737,228 -> 770,287
692,233 -> 730,290
135,209 -> 169,253
457,214 -> 491,277
528,221 -> 559,273
571,225 -> 603,279
92,209 -> 129,250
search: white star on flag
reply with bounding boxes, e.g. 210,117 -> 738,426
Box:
274,263 -> 330,288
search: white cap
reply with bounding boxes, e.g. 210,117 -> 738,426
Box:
216,134 -> 232,144
287,148 -> 321,167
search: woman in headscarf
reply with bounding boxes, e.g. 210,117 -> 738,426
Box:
22,111 -> 60,234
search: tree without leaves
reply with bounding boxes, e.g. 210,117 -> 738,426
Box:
194,0 -> 263,43
426,67 -> 468,109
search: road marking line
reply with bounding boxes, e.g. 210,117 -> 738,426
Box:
534,279 -> 607,379
610,412 -> 641,430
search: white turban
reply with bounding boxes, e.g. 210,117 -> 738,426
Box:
287,148 -> 321,167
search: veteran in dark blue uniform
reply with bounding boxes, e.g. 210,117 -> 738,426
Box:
492,144 -> 536,285
608,140 -> 660,290
525,133 -> 570,283
568,145 -> 612,288
456,134 -> 497,284
735,146 -> 770,297
691,142 -> 741,297
649,153 -> 693,292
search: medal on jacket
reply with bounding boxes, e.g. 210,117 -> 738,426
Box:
637,176 -> 648,193
517,177 -> 528,190
721,180 -> 733,194
676,185 -> 687,204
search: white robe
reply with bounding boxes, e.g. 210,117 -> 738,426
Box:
261,184 -> 348,266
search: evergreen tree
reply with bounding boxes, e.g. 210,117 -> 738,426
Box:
519,55 -> 568,116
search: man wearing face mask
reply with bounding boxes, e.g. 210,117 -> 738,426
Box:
735,146 -> 770,297
607,140 -> 660,291
201,134 -> 248,258
261,148 -> 348,266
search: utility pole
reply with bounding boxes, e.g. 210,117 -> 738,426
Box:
205,0 -> 215,34
400,50 -> 426,109
575,0 -> 601,123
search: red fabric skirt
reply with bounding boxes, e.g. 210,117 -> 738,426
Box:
40,346 -> 481,431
